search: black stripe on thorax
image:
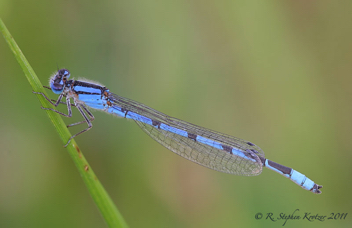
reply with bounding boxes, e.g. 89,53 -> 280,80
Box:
75,91 -> 101,95
73,80 -> 106,90
72,80 -> 110,97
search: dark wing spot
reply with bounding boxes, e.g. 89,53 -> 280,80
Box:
250,149 -> 260,154
245,149 -> 258,159
152,120 -> 161,129
222,144 -> 233,154
247,142 -> 255,146
188,133 -> 197,141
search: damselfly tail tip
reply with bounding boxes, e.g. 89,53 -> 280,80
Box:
311,184 -> 323,194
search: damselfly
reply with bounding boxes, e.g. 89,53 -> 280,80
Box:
34,69 -> 322,194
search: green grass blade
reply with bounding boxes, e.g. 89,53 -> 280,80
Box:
0,18 -> 128,228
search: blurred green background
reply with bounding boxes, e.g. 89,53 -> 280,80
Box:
1,1 -> 351,227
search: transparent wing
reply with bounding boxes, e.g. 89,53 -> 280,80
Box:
109,93 -> 264,176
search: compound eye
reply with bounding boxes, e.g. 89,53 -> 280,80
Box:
51,82 -> 64,94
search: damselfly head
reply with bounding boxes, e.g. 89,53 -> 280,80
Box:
49,69 -> 70,94
57,69 -> 70,79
